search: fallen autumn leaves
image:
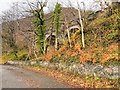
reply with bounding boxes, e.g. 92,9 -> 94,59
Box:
18,66 -> 119,88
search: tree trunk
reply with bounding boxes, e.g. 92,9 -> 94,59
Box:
43,40 -> 46,54
55,37 -> 58,50
32,36 -> 38,59
65,17 -> 72,48
78,8 -> 85,48
67,28 -> 72,48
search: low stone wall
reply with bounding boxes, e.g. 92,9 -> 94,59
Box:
7,60 -> 120,79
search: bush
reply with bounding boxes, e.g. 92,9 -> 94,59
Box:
2,52 -> 17,62
51,56 -> 60,63
17,50 -> 28,61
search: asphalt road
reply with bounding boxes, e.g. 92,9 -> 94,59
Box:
0,65 -> 71,88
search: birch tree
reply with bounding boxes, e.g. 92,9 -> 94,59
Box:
77,1 -> 85,48
64,16 -> 72,48
64,0 -> 85,48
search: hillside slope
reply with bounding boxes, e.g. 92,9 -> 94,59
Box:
2,2 -> 119,65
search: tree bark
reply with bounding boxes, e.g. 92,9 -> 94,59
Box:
65,17 -> 72,48
55,37 -> 58,50
78,8 -> 85,48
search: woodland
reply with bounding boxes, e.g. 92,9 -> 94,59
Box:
1,0 -> 120,88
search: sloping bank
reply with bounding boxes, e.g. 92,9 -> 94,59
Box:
7,60 -> 120,80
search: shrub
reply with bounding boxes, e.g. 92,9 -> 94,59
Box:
42,49 -> 59,61
17,50 -> 28,61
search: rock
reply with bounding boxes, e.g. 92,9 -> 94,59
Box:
11,60 -> 120,79
31,61 -> 37,65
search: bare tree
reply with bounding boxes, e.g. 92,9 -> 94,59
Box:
93,0 -> 112,11
1,2 -> 36,60
2,10 -> 18,57
61,0 -> 85,48
76,1 -> 85,48
14,1 -> 39,59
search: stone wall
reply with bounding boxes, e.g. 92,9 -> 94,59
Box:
7,60 -> 120,79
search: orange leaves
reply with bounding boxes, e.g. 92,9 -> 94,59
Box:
101,53 -> 119,64
101,43 -> 119,63
79,50 -> 84,55
79,52 -> 92,63
71,43 -> 96,63
41,42 -> 118,64
92,59 -> 97,63
58,45 -> 66,53
101,53 -> 109,63
70,43 -> 81,57
107,43 -> 118,53
79,56 -> 86,63
42,49 -> 59,61
74,43 -> 81,52
103,53 -> 109,59
42,52 -> 53,61
71,52 -> 78,57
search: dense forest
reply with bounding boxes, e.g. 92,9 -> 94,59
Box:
0,0 -> 120,88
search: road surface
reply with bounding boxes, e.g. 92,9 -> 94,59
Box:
0,65 -> 71,88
